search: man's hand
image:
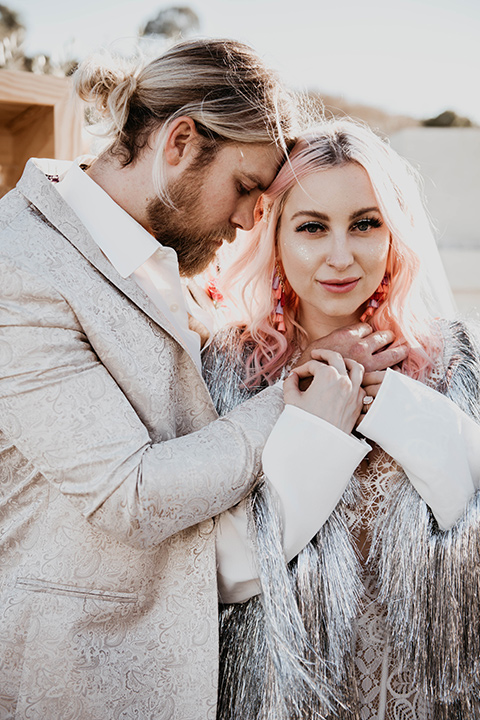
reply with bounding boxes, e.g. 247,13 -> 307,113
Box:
284,349 -> 365,435
294,323 -> 408,374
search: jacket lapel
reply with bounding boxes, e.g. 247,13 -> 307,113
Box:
17,159 -> 198,363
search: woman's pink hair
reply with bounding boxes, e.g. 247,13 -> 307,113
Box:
220,119 -> 443,385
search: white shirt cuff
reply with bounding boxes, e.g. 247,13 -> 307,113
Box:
357,368 -> 480,530
216,405 -> 369,603
215,505 -> 261,603
263,404 -> 370,560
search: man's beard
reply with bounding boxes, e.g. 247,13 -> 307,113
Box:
146,165 -> 236,277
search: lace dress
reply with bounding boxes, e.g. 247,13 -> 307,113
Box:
350,365 -> 444,720
351,450 -> 431,720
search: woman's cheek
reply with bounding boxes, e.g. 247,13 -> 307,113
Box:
283,238 -> 319,269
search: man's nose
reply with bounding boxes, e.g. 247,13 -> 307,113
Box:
230,200 -> 256,232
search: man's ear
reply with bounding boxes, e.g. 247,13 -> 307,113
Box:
164,116 -> 199,167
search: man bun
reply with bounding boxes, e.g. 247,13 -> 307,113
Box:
74,54 -> 139,133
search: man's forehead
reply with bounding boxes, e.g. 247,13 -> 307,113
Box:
238,144 -> 283,189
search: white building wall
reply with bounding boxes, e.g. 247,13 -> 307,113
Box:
390,127 -> 480,316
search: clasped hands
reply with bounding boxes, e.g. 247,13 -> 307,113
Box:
283,322 -> 408,435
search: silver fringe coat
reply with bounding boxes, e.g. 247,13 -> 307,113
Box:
202,321 -> 480,720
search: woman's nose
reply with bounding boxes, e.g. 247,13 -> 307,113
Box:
325,235 -> 354,269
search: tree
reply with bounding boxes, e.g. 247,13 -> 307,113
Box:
423,110 -> 474,128
140,6 -> 200,41
0,3 -> 201,76
0,4 -> 26,69
0,3 -> 78,75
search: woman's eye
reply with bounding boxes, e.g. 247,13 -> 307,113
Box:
237,184 -> 252,196
296,221 -> 325,234
353,217 -> 382,232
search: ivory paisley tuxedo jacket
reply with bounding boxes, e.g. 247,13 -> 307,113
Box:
0,159 -> 283,719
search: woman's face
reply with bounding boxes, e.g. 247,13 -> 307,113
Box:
277,162 -> 391,334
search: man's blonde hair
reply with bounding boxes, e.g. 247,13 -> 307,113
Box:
74,38 -> 298,204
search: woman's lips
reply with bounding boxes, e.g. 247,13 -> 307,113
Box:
318,278 -> 360,294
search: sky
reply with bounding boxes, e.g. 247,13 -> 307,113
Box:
8,0 -> 480,124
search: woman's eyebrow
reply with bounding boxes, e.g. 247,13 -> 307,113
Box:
289,206 -> 381,222
349,206 -> 380,220
290,210 -> 329,221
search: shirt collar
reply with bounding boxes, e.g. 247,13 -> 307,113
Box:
55,161 -> 165,278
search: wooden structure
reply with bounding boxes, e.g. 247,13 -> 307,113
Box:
0,70 -> 83,197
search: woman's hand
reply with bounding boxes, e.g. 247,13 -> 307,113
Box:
360,370 -> 387,415
293,322 -> 409,373
283,348 -> 365,435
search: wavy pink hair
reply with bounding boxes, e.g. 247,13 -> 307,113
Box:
220,119 -> 444,385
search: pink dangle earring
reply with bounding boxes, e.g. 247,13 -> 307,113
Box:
272,261 -> 286,332
361,274 -> 389,321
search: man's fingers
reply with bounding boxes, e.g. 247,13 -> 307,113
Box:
344,358 -> 365,387
288,360 -> 325,380
310,348 -> 348,375
284,360 -> 335,400
291,328 -> 408,374
283,369 -> 303,400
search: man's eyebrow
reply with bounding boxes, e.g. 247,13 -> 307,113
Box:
243,173 -> 268,192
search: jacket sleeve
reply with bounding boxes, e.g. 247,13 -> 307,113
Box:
0,261 -> 283,549
357,367 -> 480,530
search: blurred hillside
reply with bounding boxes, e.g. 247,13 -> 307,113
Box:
307,94 -> 477,136
1,2 -> 477,134
308,92 -> 421,136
